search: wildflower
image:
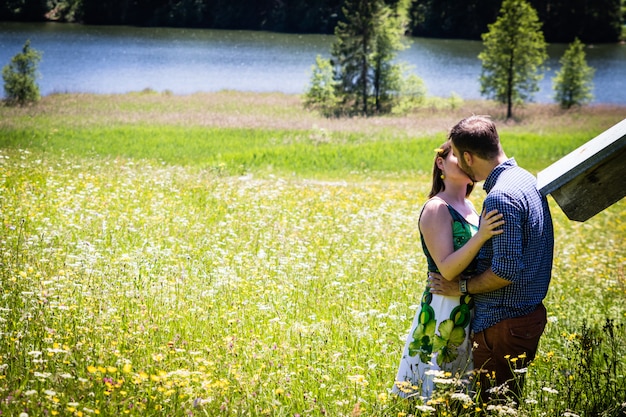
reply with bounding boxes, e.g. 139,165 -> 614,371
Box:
451,392 -> 473,404
87,365 -> 98,374
563,412 -> 580,417
486,404 -> 518,415
433,376 -> 457,385
424,369 -> 446,377
347,374 -> 368,386
122,363 -> 132,374
377,392 -> 388,403
514,368 -> 528,374
416,404 -> 436,412
542,387 -> 559,394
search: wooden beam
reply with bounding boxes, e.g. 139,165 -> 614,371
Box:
537,118 -> 626,222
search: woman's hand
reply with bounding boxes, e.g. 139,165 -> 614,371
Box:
475,209 -> 504,243
428,272 -> 460,296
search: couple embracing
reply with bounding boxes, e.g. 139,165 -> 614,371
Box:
393,116 -> 554,404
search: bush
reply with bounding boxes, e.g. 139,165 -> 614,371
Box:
553,38 -> 594,109
303,55 -> 339,117
2,40 -> 42,106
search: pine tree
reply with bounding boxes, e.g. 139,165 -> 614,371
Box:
478,0 -> 547,119
553,38 -> 595,109
305,0 -> 418,115
304,55 -> 339,117
331,0 -> 381,115
2,40 -> 42,106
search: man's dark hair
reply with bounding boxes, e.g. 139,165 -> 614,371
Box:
448,115 -> 501,160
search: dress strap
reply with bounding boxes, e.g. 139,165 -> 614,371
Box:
419,196 -> 478,228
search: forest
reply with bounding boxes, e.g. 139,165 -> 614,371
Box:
0,0 -> 624,43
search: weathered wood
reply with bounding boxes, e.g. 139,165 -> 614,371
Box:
537,118 -> 626,222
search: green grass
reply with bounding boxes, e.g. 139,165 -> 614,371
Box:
0,124 -> 604,178
1,93 -> 625,416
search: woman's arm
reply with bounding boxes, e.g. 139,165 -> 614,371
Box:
419,201 -> 503,281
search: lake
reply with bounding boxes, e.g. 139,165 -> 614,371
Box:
1,22 -> 625,104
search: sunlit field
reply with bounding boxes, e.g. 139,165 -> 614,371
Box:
1,92 -> 625,416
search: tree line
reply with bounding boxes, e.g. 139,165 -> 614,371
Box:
303,0 -> 594,119
0,0 -> 623,43
1,0 -> 599,116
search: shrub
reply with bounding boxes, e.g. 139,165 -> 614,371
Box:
2,40 -> 42,106
553,38 -> 595,109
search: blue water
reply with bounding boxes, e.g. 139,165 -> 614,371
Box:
1,22 -> 625,105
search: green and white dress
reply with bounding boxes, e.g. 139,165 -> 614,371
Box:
393,199 -> 478,399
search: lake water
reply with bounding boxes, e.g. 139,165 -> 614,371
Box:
1,22 -> 625,104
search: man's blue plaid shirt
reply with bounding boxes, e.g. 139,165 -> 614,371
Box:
472,158 -> 554,333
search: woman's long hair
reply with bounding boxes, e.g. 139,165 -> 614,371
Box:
428,141 -> 474,198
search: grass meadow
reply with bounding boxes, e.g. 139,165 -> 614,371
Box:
1,91 -> 625,416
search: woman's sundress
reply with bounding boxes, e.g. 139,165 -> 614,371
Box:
393,200 -> 478,399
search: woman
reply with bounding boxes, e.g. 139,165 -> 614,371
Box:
393,141 -> 503,399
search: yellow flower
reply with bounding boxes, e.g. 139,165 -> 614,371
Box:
122,363 -> 132,374
87,365 -> 97,374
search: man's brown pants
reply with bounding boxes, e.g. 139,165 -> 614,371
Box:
471,303 -> 547,403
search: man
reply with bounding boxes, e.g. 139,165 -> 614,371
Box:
428,115 -> 554,403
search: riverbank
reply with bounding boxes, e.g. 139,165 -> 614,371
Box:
3,89 -> 625,133
1,91 -> 625,178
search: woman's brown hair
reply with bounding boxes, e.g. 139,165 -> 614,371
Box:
428,141 -> 474,198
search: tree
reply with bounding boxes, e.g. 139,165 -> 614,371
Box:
306,0 -> 418,117
330,0 -> 381,115
531,0 -> 622,43
478,0 -> 547,119
370,1 -> 412,113
2,40 -> 42,106
304,55 -> 339,117
553,38 -> 595,109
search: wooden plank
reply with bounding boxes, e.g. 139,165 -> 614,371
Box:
537,118 -> 626,222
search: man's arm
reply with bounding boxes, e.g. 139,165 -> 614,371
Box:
428,267 -> 511,296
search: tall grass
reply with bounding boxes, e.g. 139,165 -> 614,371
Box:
1,93 -> 625,416
0,124 -> 606,178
